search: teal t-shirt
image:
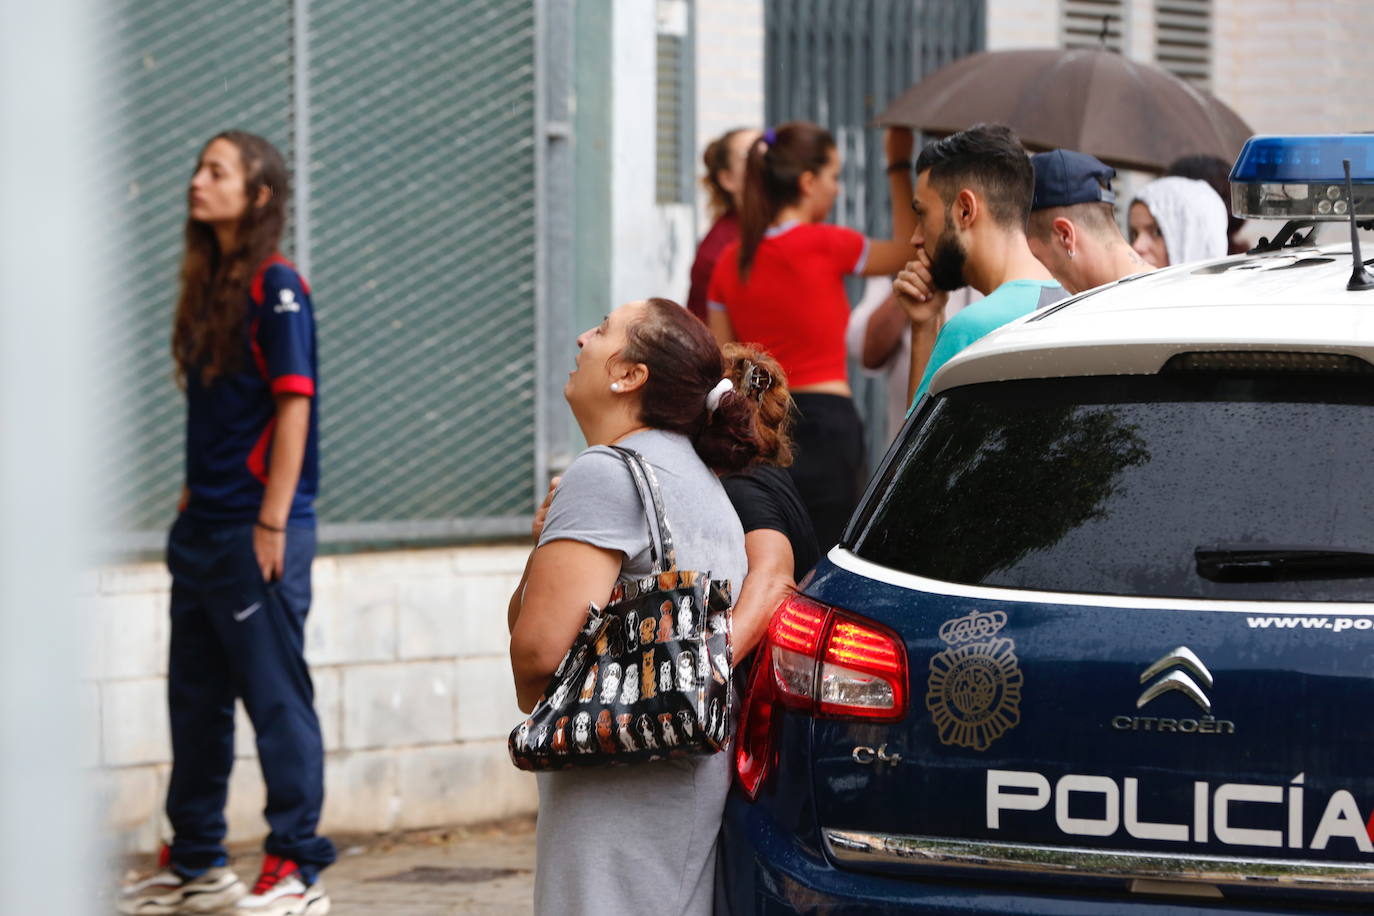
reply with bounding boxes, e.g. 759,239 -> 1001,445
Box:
910,279 -> 1066,405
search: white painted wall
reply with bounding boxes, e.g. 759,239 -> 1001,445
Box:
985,0 -> 1155,60
985,0 -> 1059,50
1213,0 -> 1374,134
693,0 -> 766,229
609,0 -> 696,308
3,2 -> 104,910
607,0 -> 765,308
1124,0 -> 1154,61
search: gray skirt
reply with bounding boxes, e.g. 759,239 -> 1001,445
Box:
532,750 -> 732,916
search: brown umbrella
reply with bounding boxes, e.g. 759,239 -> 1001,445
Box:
874,48 -> 1252,174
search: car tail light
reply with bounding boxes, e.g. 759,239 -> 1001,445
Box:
1162,350 -> 1374,375
735,648 -> 776,801
736,594 -> 908,799
819,617 -> 907,719
767,593 -> 907,719
769,594 -> 828,707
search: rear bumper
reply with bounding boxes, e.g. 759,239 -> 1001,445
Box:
824,829 -> 1374,896
718,790 -> 1356,915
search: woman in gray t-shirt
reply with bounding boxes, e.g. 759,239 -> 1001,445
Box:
508,298 -> 789,916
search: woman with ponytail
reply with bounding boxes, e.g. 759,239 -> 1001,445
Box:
686,127 -> 760,322
508,298 -> 784,915
707,122 -> 918,550
718,344 -> 818,662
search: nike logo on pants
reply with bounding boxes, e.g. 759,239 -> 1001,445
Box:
234,601 -> 262,623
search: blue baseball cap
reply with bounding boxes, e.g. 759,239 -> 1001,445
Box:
1031,149 -> 1117,210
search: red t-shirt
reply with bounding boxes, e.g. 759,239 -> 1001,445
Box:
686,213 -> 739,323
707,221 -> 869,388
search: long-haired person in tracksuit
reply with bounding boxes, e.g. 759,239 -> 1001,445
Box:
118,131 -> 333,916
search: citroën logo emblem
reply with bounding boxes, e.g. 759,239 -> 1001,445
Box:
926,609 -> 1022,752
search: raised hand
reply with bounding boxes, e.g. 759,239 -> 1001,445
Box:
893,248 -> 946,325
532,476 -> 561,541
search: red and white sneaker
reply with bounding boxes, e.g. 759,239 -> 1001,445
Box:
235,855 -> 330,915
117,844 -> 246,914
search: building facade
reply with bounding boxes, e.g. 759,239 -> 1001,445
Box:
95,0 -> 1371,852
985,0 -> 1372,135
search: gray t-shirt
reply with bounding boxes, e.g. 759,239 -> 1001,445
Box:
539,428 -> 746,592
531,428 -> 746,916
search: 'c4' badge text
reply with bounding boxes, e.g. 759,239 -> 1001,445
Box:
926,609 -> 1022,752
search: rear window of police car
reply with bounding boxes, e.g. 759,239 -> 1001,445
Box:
849,373 -> 1374,601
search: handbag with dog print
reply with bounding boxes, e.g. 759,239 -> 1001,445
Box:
508,446 -> 733,771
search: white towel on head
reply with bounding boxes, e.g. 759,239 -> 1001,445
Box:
1133,176 -> 1228,265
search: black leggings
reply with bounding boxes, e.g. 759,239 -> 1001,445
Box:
786,392 -> 866,553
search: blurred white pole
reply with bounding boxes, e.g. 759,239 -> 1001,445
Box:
0,0 -> 103,912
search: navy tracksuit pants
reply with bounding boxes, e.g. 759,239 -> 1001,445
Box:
164,515 -> 335,882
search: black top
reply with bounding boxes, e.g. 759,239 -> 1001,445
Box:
723,465 -> 822,582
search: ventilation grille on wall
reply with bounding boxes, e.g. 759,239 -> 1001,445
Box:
655,0 -> 691,204
1155,0 -> 1212,89
1062,0 -> 1125,53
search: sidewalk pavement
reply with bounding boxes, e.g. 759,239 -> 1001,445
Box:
113,817 -> 537,915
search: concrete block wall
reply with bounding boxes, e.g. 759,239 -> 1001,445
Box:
90,545 -> 537,853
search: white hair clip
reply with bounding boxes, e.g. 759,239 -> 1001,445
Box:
705,377 -> 734,416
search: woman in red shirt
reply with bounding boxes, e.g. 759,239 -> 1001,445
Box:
707,122 -> 917,549
686,127 -> 760,322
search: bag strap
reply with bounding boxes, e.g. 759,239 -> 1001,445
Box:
610,445 -> 677,574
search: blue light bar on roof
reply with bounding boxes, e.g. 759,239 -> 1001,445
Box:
1229,135 -> 1374,221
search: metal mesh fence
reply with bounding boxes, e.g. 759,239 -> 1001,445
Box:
308,1 -> 538,542
96,1 -> 294,550
766,0 -> 985,245
764,0 -> 985,455
95,1 -> 538,552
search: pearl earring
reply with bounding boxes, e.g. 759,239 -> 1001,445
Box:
610,382 -> 621,392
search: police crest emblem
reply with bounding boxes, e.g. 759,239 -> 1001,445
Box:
926,609 -> 1022,751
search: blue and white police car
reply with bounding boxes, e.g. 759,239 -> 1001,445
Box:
719,136 -> 1374,913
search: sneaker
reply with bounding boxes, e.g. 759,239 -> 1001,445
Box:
235,855 -> 330,915
118,845 -> 246,914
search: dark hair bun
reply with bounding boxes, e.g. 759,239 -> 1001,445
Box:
624,300 -> 795,475
691,391 -> 757,474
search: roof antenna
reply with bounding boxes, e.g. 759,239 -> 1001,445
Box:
1099,15 -> 1111,48
1343,158 -> 1374,291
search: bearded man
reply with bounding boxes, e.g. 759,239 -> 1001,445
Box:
894,124 -> 1067,405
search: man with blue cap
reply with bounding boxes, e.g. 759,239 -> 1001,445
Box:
1026,149 -> 1152,294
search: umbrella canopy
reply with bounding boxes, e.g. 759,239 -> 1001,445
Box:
874,48 -> 1253,174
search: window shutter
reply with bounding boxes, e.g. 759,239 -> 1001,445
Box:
1062,0 -> 1126,53
1155,0 -> 1212,90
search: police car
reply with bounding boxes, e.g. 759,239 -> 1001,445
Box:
719,136 -> 1374,913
